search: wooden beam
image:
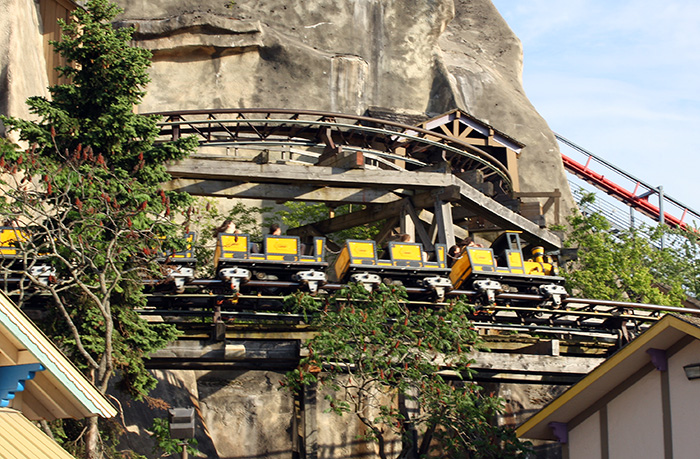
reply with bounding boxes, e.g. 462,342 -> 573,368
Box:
23,372 -> 80,420
458,126 -> 474,140
163,179 -> 402,204
166,158 -> 454,190
287,187 -> 461,237
454,178 -> 561,249
374,217 -> 400,246
461,138 -> 487,146
400,205 -> 416,240
165,157 -> 560,248
513,189 -> 562,225
417,209 -> 469,241
402,201 -> 433,250
434,198 -> 456,248
439,124 -> 453,137
0,332 -> 20,365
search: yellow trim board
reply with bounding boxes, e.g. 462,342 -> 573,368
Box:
0,408 -> 76,458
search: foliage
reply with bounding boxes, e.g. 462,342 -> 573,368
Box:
150,418 -> 199,458
284,284 -> 531,459
45,417 -> 136,459
201,200 -> 271,242
561,193 -> 686,306
656,225 -> 700,298
0,0 -> 197,456
0,136 -> 17,157
274,202 -> 383,245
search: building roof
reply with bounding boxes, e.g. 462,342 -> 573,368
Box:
0,407 -> 76,458
0,291 -> 117,421
516,314 -> 700,440
417,108 -> 525,151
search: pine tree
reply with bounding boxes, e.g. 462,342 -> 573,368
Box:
0,1 -> 197,457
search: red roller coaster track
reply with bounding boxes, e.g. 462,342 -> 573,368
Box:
557,134 -> 700,231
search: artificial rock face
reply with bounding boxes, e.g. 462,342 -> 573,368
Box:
1,1 -> 574,217
113,0 -> 575,217
0,0 -> 50,137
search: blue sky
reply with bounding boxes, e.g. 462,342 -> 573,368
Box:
491,1 -> 700,218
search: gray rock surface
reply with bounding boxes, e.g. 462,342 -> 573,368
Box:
113,0 -> 576,218
441,1 -> 572,207
118,369 -> 295,458
0,0 -> 49,137
0,0 -> 575,219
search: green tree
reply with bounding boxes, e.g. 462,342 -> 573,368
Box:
284,284 -> 531,459
0,0 -> 197,457
655,225 -> 700,299
561,193 -> 686,306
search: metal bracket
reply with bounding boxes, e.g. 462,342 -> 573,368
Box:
293,270 -> 327,295
166,266 -> 194,293
350,272 -> 382,292
472,279 -> 502,304
420,276 -> 453,302
218,267 -> 252,292
28,265 -> 56,286
539,284 -> 568,306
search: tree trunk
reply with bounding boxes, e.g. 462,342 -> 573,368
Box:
85,416 -> 101,459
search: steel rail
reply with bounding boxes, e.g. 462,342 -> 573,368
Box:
557,133 -> 700,229
136,309 -> 622,340
150,108 -> 514,190
7,279 -> 691,340
160,117 -> 512,187
564,297 -> 697,315
145,277 -> 699,315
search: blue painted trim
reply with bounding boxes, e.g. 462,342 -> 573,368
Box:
0,292 -> 116,417
0,363 -> 45,407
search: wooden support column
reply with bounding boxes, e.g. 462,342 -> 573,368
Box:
418,209 -> 469,242
287,187 -> 461,238
400,205 -> 415,241
427,218 -> 438,245
434,198 -> 455,248
402,201 -> 433,250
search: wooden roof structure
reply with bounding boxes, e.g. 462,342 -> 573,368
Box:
516,314 -> 700,441
0,408 -> 76,458
414,109 -> 524,191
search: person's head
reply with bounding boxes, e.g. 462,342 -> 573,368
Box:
216,220 -> 236,235
399,233 -> 412,242
269,223 -> 282,235
465,237 -> 476,247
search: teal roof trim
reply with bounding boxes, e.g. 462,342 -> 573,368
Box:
0,292 -> 116,418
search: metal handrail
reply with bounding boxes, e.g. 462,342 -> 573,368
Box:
557,133 -> 700,229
